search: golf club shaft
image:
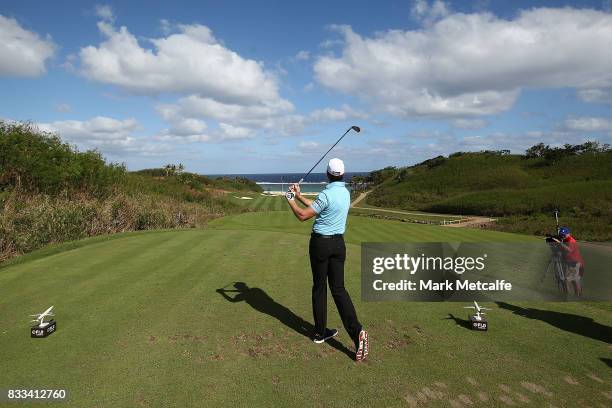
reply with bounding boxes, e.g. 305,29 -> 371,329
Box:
296,127 -> 355,185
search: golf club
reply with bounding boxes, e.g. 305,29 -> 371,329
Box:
286,125 -> 361,199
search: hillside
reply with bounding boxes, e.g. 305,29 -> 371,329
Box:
363,144 -> 612,241
0,121 -> 259,261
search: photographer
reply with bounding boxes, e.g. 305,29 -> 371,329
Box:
551,227 -> 584,296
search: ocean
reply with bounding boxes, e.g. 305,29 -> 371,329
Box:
207,172 -> 370,193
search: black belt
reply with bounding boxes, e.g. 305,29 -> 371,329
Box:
311,233 -> 343,239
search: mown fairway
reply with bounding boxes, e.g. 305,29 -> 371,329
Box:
1,211 -> 610,407
229,193 -> 469,223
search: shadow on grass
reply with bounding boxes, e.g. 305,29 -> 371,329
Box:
216,282 -> 354,359
600,358 -> 612,368
496,302 -> 612,344
444,313 -> 472,330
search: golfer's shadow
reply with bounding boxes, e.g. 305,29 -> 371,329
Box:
444,313 -> 472,330
216,282 -> 353,359
496,302 -> 612,344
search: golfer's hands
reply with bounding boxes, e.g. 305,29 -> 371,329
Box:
290,183 -> 301,197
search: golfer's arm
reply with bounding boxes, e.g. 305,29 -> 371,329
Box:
216,289 -> 242,302
287,200 -> 317,221
296,194 -> 313,206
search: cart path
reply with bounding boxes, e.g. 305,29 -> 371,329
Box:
350,191 -> 496,226
350,191 -> 369,207
442,216 -> 497,227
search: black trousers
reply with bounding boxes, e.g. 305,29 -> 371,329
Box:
309,234 -> 362,340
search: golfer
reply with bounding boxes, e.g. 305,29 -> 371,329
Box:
286,158 -> 368,361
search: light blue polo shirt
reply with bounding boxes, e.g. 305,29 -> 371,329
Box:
310,181 -> 350,235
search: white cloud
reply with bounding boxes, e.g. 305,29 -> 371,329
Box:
298,141 -> 321,153
0,15 -> 56,77
54,103 -> 72,113
39,116 -> 140,140
36,116 -> 168,156
294,50 -> 310,61
577,87 -> 612,104
564,117 -> 612,132
156,95 -> 368,140
310,104 -> 368,122
94,4 -> 114,21
218,123 -> 254,140
411,0 -> 450,25
314,7 -> 612,118
79,22 -> 285,106
156,95 -> 300,134
166,117 -> 208,136
452,118 -> 488,129
156,121 -> 254,143
160,19 -> 172,34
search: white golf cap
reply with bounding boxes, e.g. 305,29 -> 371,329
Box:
327,158 -> 345,176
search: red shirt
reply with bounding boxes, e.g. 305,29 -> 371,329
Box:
562,235 -> 584,265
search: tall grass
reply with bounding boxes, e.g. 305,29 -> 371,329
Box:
0,191 -> 231,262
0,121 -> 251,261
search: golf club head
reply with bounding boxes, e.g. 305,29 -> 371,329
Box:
351,126 -> 361,133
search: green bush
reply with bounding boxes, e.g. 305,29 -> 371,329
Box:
0,121 -> 125,196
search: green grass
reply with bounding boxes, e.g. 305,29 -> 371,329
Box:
0,212 -> 610,407
228,192 -> 467,224
225,192 -> 288,211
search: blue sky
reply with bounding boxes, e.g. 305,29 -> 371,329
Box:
1,0 -> 611,173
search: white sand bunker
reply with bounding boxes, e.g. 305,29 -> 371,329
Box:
233,196 -> 254,200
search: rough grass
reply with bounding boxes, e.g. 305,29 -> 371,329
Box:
367,152 -> 612,241
1,212 -> 609,407
1,122 -> 255,261
0,190 -> 239,261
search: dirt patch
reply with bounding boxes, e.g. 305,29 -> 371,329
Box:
520,382 -> 553,397
514,393 -> 530,403
448,399 -> 463,408
272,376 -> 280,385
466,377 -> 478,386
587,373 -> 604,383
210,353 -> 224,361
476,392 -> 489,402
403,393 -> 418,408
457,394 -> 473,405
415,391 -> 427,403
385,334 -> 411,350
443,217 -> 496,228
134,393 -> 150,407
498,395 -> 515,406
422,386 -> 444,400
564,376 -> 579,385
167,333 -> 208,343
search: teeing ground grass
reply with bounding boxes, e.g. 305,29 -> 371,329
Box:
0,211 -> 610,407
